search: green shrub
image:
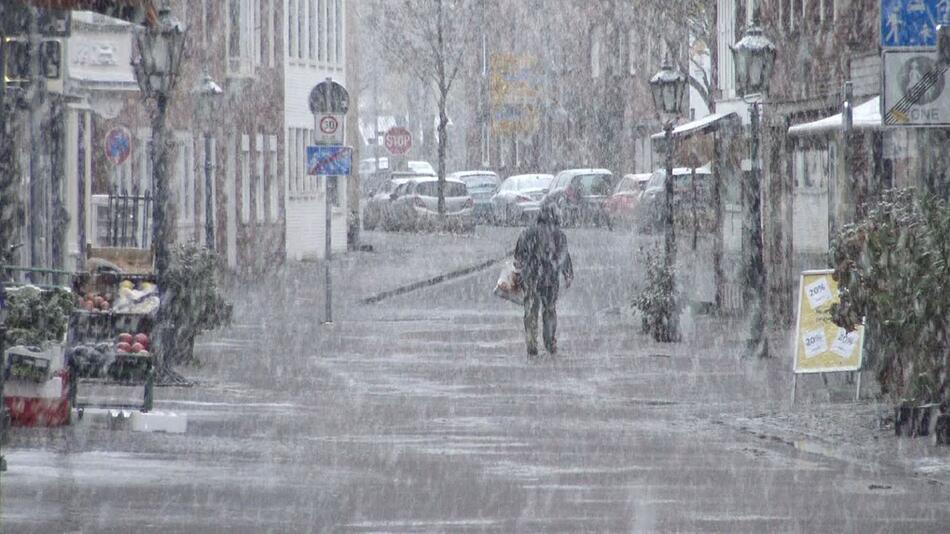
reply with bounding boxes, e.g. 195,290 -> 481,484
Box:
634,250 -> 681,342
2,285 -> 75,347
161,244 -> 232,366
830,189 -> 950,404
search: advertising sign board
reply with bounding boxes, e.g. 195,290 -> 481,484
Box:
793,270 -> 865,374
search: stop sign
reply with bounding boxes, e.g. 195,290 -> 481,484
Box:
384,127 -> 412,155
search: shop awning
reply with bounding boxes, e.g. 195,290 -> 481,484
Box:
18,1 -> 157,26
787,96 -> 881,136
650,111 -> 740,141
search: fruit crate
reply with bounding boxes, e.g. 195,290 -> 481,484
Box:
4,350 -> 52,383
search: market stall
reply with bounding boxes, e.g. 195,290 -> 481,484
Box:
67,246 -> 158,414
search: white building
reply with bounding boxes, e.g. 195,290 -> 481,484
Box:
283,0 -> 349,261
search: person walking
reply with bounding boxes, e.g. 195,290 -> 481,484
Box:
514,202 -> 573,359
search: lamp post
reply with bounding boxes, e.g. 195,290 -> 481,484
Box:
132,7 -> 186,369
194,75 -> 222,250
648,58 -> 688,342
731,22 -> 776,359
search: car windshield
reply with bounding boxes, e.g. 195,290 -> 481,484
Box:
614,178 -> 637,193
415,181 -> 468,197
460,174 -> 499,189
576,174 -> 613,195
512,175 -> 552,191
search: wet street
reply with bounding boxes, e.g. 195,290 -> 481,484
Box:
3,227 -> 950,533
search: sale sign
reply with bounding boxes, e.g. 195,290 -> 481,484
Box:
793,270 -> 865,373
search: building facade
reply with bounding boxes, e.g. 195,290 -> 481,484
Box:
5,0 -> 355,278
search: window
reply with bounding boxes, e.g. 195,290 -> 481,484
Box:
176,135 -> 195,224
268,135 -> 278,221
326,176 -> 340,207
241,134 -> 250,222
228,0 -> 261,76
590,26 -> 602,78
319,0 -> 327,62
299,0 -> 308,60
335,0 -> 343,65
309,0 -> 317,60
256,134 -> 265,222
288,0 -> 297,58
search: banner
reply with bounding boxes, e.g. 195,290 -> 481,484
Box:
793,269 -> 865,373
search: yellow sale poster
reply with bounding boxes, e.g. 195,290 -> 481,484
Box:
793,269 -> 864,373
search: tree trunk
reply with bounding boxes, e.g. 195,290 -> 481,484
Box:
437,89 -> 448,216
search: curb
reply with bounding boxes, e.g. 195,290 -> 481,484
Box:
360,253 -> 511,305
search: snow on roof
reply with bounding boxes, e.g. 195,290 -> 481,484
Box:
650,112 -> 739,140
788,97 -> 881,136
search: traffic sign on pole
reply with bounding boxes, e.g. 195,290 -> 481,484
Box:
104,126 -> 132,166
307,145 -> 352,176
881,0 -> 950,48
383,126 -> 412,155
315,113 -> 344,145
882,49 -> 950,126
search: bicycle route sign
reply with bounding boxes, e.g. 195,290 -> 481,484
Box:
881,0 -> 950,48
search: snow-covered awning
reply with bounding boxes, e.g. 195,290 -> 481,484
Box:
787,96 -> 881,136
650,111 -> 740,141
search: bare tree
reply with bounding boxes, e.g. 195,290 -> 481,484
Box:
643,0 -> 716,113
372,0 -> 475,215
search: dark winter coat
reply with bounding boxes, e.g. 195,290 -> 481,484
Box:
514,209 -> 573,291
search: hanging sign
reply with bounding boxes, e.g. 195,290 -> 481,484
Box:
793,269 -> 865,373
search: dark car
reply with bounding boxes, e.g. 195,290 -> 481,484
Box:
638,166 -> 714,233
543,168 -> 615,227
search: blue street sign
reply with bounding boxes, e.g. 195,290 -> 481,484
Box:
307,145 -> 352,176
881,0 -> 950,48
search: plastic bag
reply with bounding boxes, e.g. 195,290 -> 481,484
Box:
493,260 -> 523,305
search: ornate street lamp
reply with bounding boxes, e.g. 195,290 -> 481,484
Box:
131,6 -> 186,375
648,58 -> 688,342
731,22 -> 776,360
193,74 -> 222,250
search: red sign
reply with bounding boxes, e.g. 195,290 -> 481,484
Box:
104,127 -> 132,166
384,127 -> 412,155
319,115 -> 339,134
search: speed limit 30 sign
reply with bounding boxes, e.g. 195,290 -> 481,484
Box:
314,113 -> 345,144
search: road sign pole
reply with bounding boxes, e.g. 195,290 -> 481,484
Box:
308,77 -> 350,325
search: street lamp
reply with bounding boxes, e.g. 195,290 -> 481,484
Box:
193,74 -> 222,250
132,7 -> 186,371
648,57 -> 688,342
731,22 -> 776,359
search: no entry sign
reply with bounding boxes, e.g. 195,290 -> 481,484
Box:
383,127 -> 412,155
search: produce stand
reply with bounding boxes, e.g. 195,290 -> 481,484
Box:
67,246 -> 159,415
0,276 -> 75,427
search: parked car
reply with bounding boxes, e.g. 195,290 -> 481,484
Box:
408,160 -> 436,176
638,166 -> 714,232
604,173 -> 652,227
447,170 -> 501,222
387,177 -> 475,233
362,176 -> 420,230
490,173 -> 554,225
543,168 -> 615,227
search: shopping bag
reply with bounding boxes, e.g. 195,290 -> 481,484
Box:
493,260 -> 523,305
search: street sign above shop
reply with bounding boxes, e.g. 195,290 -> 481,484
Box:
881,0 -> 950,48
882,49 -> 950,126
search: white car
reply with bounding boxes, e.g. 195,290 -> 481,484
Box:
448,170 -> 501,222
388,177 -> 475,232
490,174 -> 553,225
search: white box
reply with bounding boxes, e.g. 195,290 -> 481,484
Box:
130,411 -> 187,434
